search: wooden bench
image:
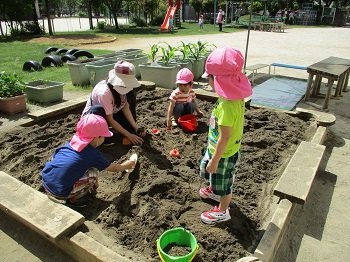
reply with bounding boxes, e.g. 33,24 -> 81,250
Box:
273,141 -> 325,205
0,171 -> 85,242
269,63 -> 307,75
245,64 -> 270,84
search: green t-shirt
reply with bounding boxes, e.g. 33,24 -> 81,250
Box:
208,97 -> 245,158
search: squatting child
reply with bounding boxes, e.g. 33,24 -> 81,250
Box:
42,114 -> 136,208
199,46 -> 252,224
166,68 -> 204,129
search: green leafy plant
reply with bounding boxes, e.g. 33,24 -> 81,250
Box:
177,41 -> 191,60
159,42 -> 177,66
96,21 -> 105,30
0,71 -> 26,98
147,43 -> 160,62
188,40 -> 216,60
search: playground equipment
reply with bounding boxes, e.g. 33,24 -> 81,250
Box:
160,0 -> 181,31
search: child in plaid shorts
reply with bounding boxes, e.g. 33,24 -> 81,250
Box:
199,46 -> 252,224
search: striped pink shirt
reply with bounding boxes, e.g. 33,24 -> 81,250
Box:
169,88 -> 196,104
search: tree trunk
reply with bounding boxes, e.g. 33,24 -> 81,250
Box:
113,12 -> 119,29
31,2 -> 41,34
45,0 -> 53,35
88,1 -> 93,30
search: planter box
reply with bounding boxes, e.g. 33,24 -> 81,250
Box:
0,94 -> 26,115
95,53 -> 126,59
122,54 -> 149,78
115,48 -> 143,56
67,57 -> 103,86
190,56 -> 206,80
85,60 -> 116,87
172,59 -> 193,71
25,80 -> 64,104
139,63 -> 180,89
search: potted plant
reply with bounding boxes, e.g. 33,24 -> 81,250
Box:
147,43 -> 160,65
140,42 -> 180,89
25,79 -> 65,104
188,40 -> 216,79
157,43 -> 178,66
0,71 -> 27,115
175,41 -> 193,71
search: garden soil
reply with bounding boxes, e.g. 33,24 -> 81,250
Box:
0,87 -> 314,261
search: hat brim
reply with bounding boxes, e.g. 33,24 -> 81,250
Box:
70,134 -> 93,152
70,129 -> 113,152
108,70 -> 140,95
175,79 -> 192,84
214,73 -> 252,100
201,72 -> 209,79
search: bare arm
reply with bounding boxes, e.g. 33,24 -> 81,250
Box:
206,125 -> 232,174
121,102 -> 138,132
193,99 -> 204,117
167,100 -> 176,129
104,160 -> 135,172
105,103 -> 144,145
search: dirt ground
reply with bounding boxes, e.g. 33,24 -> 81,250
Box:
25,34 -> 117,46
0,85 -> 314,261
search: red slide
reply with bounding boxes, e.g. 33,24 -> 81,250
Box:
160,6 -> 177,30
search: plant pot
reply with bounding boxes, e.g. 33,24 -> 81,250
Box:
25,80 -> 64,104
173,59 -> 193,71
67,57 -> 103,86
96,53 -> 126,59
115,48 -> 143,56
190,56 -> 206,80
0,94 -> 26,115
85,60 -> 116,87
122,54 -> 149,78
139,63 -> 180,89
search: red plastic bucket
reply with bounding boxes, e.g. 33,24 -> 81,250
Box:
178,114 -> 198,132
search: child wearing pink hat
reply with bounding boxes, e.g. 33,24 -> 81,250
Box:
199,46 -> 252,224
166,68 -> 204,130
42,114 -> 136,208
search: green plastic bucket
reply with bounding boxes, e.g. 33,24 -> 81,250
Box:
157,227 -> 198,262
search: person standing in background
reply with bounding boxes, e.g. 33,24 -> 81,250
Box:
169,15 -> 174,31
235,8 -> 241,24
216,8 -> 223,31
199,14 -> 204,31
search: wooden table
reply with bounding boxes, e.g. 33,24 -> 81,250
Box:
304,56 -> 350,109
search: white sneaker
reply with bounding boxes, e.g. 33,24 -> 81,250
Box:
201,206 -> 231,224
199,186 -> 220,202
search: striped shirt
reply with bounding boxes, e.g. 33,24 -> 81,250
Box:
169,88 -> 196,104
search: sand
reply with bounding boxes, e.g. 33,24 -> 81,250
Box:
0,87 -> 314,261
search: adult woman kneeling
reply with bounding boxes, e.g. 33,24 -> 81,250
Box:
82,61 -> 145,145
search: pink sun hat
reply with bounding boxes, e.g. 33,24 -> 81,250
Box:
202,46 -> 252,100
70,114 -> 113,152
175,68 -> 194,84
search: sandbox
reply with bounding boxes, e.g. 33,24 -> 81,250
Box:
0,88 -> 317,261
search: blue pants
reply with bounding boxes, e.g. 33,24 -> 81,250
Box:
173,102 -> 195,118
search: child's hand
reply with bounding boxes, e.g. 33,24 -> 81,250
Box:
123,160 -> 135,170
136,127 -> 146,137
127,134 -> 144,146
197,111 -> 204,118
206,159 -> 219,174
